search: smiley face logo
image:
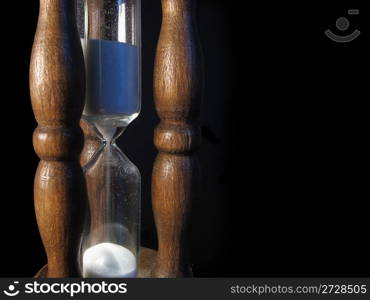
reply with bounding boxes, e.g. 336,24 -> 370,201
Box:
3,282 -> 20,297
325,9 -> 361,43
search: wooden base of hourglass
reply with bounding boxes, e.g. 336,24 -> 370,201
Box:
34,247 -> 193,278
34,247 -> 157,278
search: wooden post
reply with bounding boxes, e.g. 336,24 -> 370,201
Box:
151,0 -> 203,277
30,0 -> 86,277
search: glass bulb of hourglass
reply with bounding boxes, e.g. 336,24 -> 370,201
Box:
76,0 -> 141,278
81,126 -> 140,278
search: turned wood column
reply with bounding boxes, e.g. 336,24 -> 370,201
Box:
30,0 -> 86,277
151,0 -> 203,278
79,120 -> 106,242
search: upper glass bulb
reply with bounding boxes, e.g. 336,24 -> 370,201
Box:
78,0 -> 141,128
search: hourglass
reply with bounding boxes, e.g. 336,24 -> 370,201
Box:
76,0 -> 141,278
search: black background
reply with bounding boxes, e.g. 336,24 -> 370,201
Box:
0,0 -> 368,277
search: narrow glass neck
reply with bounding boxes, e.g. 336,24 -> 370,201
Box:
93,123 -> 126,145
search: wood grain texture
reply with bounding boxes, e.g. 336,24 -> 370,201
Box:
30,0 -> 87,277
80,120 -> 107,244
151,0 -> 203,278
80,120 -> 101,167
